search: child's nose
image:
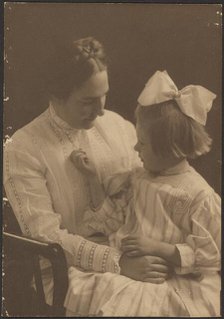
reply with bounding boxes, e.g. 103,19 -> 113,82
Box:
134,142 -> 139,152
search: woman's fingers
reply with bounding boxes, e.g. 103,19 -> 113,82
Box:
121,236 -> 138,243
143,271 -> 168,279
146,256 -> 168,265
121,239 -> 137,246
150,263 -> 170,273
121,244 -> 137,251
125,250 -> 141,257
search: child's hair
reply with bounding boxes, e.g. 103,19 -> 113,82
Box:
135,100 -> 212,159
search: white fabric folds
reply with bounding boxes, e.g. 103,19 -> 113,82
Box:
137,70 -> 216,125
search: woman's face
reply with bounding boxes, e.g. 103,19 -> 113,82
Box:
61,70 -> 109,129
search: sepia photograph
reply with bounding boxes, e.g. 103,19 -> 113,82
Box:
2,2 -> 222,317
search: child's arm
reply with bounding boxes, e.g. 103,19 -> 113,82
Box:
70,149 -> 105,210
121,236 -> 181,267
121,191 -> 221,273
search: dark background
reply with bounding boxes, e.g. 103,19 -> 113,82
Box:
4,3 -> 222,194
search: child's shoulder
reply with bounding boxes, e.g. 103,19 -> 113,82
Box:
148,170 -> 214,219
158,166 -> 212,197
133,165 -> 215,203
155,166 -> 217,215
177,166 -> 213,197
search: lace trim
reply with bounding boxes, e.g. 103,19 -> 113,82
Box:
5,152 -> 31,236
102,247 -> 110,272
76,240 -> 87,267
88,244 -> 97,269
49,103 -> 79,132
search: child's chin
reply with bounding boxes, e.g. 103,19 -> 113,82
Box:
82,120 -> 95,129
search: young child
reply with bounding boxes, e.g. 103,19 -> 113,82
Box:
66,70 -> 221,317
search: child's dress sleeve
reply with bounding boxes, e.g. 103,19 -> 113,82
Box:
78,172 -> 133,237
174,191 -> 221,275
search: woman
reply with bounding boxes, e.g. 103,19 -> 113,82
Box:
3,37 -> 169,307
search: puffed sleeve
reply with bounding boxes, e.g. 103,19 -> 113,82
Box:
175,191 -> 221,275
3,136 -> 121,274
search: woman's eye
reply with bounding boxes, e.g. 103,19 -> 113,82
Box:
82,101 -> 92,106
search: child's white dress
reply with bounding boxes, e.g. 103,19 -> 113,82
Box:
64,160 -> 221,317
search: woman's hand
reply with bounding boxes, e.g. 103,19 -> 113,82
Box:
121,235 -> 159,257
121,235 -> 181,267
70,149 -> 96,176
119,253 -> 171,284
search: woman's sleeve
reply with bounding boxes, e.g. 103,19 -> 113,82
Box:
175,191 -> 221,275
3,139 -> 121,274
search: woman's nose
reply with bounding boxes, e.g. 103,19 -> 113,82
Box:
96,97 -> 105,116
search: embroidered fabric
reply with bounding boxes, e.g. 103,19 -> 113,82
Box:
3,105 -> 141,277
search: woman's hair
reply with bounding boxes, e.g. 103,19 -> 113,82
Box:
45,37 -> 107,99
135,100 -> 212,159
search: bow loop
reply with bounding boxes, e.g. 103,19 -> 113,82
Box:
137,70 -> 216,126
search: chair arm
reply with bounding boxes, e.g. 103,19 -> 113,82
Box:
3,232 -> 68,316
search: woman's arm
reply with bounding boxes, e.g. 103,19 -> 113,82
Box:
4,140 -> 121,273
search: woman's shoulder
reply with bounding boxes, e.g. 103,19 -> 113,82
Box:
4,109 -> 49,152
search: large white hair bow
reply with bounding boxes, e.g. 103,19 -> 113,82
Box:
137,70 -> 216,125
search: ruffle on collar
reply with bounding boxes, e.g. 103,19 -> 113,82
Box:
159,159 -> 191,176
48,102 -> 80,133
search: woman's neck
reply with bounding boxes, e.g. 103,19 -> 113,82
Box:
51,99 -> 68,123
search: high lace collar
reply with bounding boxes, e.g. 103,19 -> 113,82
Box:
48,102 -> 80,133
159,159 -> 191,176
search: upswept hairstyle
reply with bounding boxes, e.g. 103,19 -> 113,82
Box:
45,37 -> 107,99
135,100 -> 212,159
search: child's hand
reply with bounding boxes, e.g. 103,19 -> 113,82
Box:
121,235 -> 158,257
70,149 -> 96,176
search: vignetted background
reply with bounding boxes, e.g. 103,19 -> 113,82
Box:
4,3 -> 222,194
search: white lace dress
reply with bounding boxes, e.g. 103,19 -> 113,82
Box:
3,103 -> 140,304
65,161 -> 221,317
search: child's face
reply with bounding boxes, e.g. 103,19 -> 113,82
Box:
134,124 -> 176,173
